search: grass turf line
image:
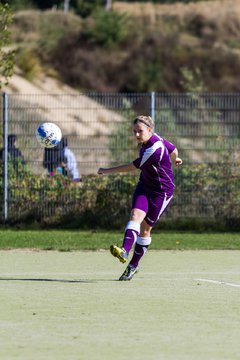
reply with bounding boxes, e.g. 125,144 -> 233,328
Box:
0,230 -> 240,250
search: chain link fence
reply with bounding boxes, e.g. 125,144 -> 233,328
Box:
0,92 -> 239,229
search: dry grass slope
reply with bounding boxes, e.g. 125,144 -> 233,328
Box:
113,0 -> 240,22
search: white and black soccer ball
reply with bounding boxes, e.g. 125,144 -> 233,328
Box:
35,122 -> 62,148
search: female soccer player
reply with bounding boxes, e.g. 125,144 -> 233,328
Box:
97,115 -> 183,281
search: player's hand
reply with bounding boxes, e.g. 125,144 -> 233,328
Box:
175,158 -> 183,167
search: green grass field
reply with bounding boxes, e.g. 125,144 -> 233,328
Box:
0,230 -> 240,250
0,249 -> 240,360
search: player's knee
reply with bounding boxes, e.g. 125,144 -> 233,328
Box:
140,228 -> 151,237
130,208 -> 146,223
140,221 -> 152,237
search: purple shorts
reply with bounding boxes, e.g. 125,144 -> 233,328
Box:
132,183 -> 173,227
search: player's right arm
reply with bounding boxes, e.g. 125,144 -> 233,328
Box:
98,162 -> 136,175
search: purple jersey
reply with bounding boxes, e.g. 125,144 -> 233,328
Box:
132,133 -> 175,196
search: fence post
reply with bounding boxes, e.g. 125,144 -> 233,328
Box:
3,92 -> 8,222
150,91 -> 155,122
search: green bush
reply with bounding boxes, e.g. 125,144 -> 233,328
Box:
75,0 -> 105,18
82,9 -> 132,48
16,48 -> 41,81
0,157 -> 239,230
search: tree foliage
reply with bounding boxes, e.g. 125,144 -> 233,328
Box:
0,3 -> 15,89
82,8 -> 131,48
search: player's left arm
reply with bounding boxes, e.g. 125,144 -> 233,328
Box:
170,147 -> 183,167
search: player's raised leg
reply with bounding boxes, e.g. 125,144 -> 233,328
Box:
110,209 -> 146,263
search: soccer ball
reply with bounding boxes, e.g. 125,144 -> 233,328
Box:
35,122 -> 62,148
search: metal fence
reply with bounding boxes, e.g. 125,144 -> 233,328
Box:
0,92 -> 240,227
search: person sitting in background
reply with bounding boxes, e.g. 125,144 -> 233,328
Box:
43,137 -> 81,182
0,134 -> 26,170
61,137 -> 81,182
43,141 -> 65,177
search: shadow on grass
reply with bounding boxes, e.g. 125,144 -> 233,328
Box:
0,277 -> 118,283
